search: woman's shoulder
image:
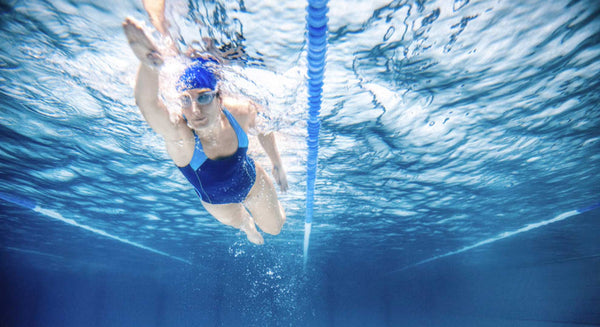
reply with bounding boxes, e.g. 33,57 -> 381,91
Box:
221,95 -> 257,130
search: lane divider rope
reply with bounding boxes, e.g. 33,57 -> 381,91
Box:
304,0 -> 328,267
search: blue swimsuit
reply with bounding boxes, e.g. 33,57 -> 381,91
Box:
178,109 -> 257,204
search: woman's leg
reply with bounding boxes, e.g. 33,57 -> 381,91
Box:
202,201 -> 264,245
244,164 -> 286,235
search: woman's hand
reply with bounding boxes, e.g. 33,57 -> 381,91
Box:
256,132 -> 288,192
272,164 -> 288,192
123,17 -> 164,69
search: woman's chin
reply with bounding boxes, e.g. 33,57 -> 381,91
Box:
188,117 -> 209,129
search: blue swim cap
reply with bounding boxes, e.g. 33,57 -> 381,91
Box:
177,57 -> 219,92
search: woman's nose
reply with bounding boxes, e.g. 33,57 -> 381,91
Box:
191,102 -> 201,112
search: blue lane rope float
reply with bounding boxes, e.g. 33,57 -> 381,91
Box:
0,191 -> 191,265
304,0 -> 328,267
391,201 -> 600,273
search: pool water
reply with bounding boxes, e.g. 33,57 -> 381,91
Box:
1,0 -> 599,326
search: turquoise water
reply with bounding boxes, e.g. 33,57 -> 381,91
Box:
1,0 -> 599,326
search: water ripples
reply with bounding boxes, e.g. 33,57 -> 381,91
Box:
0,0 -> 598,270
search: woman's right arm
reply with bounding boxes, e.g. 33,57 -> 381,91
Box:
134,64 -> 181,139
123,17 -> 185,141
123,13 -> 195,167
135,63 -> 194,167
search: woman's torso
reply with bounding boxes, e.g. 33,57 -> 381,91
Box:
176,108 -> 256,204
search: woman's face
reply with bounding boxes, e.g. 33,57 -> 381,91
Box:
180,88 -> 220,130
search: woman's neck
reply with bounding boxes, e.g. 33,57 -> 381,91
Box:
194,109 -> 227,143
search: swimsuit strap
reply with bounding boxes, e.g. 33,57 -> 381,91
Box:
189,133 -> 207,170
223,109 -> 249,148
188,108 -> 248,170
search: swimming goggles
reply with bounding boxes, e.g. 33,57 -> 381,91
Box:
180,90 -> 217,107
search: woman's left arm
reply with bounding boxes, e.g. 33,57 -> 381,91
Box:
257,132 -> 288,192
246,101 -> 288,192
225,96 -> 289,192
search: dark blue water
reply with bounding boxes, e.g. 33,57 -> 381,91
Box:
1,0 -> 599,326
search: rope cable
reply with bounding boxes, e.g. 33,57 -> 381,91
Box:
304,0 -> 328,267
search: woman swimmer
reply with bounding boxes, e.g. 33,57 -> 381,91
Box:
122,7 -> 286,244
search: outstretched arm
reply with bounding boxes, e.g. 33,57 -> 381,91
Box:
123,17 -> 182,140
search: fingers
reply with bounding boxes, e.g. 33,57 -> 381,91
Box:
276,171 -> 289,193
122,17 -> 144,41
123,18 -> 151,47
280,181 -> 289,193
280,174 -> 289,192
122,17 -> 163,68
